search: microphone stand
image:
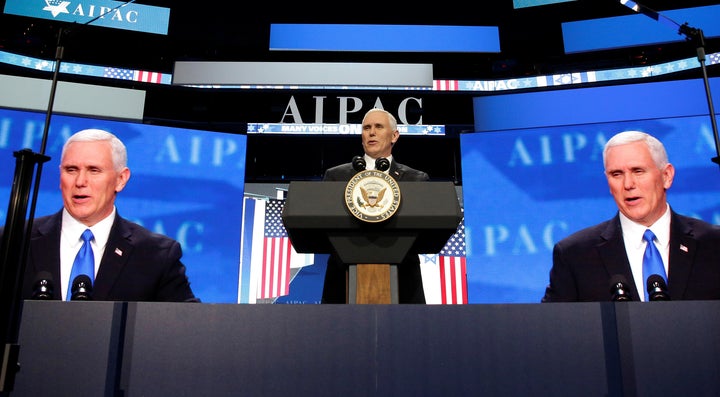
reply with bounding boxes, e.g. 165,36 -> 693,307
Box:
0,2 -> 136,392
618,0 -> 720,169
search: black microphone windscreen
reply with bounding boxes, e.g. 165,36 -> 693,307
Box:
609,274 -> 632,302
32,271 -> 55,300
646,274 -> 670,301
352,156 -> 366,172
376,157 -> 390,171
71,274 -> 93,301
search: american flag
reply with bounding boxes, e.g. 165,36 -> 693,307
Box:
420,217 -> 467,304
103,67 -> 163,84
438,219 -> 467,304
259,199 -> 292,299
433,79 -> 459,91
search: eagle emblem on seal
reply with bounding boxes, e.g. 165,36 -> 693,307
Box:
360,186 -> 386,208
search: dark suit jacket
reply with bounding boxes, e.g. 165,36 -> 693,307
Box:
20,210 -> 199,302
322,160 -> 430,304
542,210 -> 720,302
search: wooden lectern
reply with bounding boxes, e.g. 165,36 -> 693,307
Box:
281,181 -> 462,304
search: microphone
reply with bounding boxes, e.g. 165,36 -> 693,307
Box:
31,271 -> 55,300
646,275 -> 670,301
375,157 -> 390,172
352,156 -> 366,172
70,275 -> 93,301
609,274 -> 632,302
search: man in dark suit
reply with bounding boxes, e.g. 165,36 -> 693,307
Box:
542,130 -> 720,302
322,108 -> 429,304
19,128 -> 198,302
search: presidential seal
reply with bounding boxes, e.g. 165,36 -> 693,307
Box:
344,170 -> 401,223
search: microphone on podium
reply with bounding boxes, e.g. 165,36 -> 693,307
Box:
70,275 -> 93,301
352,156 -> 366,172
31,271 -> 55,300
375,157 -> 390,171
646,275 -> 670,301
609,274 -> 632,301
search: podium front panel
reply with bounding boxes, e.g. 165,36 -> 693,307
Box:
13,301 -> 124,397
122,303 -> 380,397
374,303 -> 611,397
122,303 -> 610,397
616,301 -> 720,397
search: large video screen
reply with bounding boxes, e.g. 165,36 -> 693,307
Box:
463,77 -> 720,303
0,108 -> 247,303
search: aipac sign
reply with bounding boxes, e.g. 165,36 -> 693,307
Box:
4,0 -> 170,35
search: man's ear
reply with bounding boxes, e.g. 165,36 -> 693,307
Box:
115,167 -> 131,193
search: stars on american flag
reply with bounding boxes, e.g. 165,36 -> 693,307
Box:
440,219 -> 466,257
264,199 -> 288,238
104,67 -> 134,80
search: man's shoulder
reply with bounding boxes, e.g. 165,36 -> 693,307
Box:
673,211 -> 720,236
114,216 -> 177,246
394,162 -> 429,181
556,217 -> 618,247
323,163 -> 354,180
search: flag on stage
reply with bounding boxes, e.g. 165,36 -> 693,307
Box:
420,217 -> 467,304
103,67 -> 164,84
238,197 -> 313,303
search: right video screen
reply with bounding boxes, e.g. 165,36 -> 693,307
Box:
462,76 -> 720,303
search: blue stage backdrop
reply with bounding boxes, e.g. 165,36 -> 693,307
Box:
463,77 -> 720,303
0,107 -> 247,303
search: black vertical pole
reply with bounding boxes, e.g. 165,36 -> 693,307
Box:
0,27 -> 64,394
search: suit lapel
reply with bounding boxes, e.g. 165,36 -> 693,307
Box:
30,211 -> 63,299
389,162 -> 403,180
93,216 -> 133,299
598,215 -> 641,301
667,212 -> 695,300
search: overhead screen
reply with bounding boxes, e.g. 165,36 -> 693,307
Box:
513,0 -> 575,8
562,4 -> 720,53
269,24 -> 500,53
0,108 -> 247,303
462,77 -> 720,303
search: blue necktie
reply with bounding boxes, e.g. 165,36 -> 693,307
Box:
67,229 -> 95,301
642,229 -> 667,301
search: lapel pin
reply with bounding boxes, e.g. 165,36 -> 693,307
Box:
115,248 -> 123,256
680,244 -> 688,253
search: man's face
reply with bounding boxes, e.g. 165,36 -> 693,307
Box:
60,140 -> 129,226
361,111 -> 399,159
604,141 -> 674,227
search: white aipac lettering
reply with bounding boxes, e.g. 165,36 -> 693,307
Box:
398,97 -> 422,124
338,97 -> 363,124
126,10 -> 138,23
211,138 -> 240,166
71,4 -> 138,23
483,225 -> 508,256
483,221 -> 563,256
71,4 -> 86,16
312,96 -> 326,124
508,138 -> 533,166
0,118 -> 10,148
176,221 -> 204,253
280,95 -> 425,125
543,220 -> 568,251
511,224 -> 537,255
561,133 -> 587,163
509,133 -> 602,167
699,124 -> 718,155
471,81 -> 493,91
188,136 -> 202,164
109,8 -> 124,22
281,96 -> 303,124
156,135 -> 181,163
